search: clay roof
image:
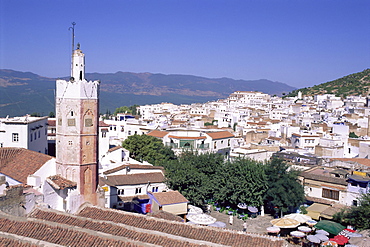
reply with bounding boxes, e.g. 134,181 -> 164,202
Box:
0,211 -> 145,247
0,148 -> 53,184
206,131 -> 234,140
168,135 -> 206,140
46,175 -> 77,190
99,121 -> 109,127
103,164 -> 164,175
330,158 -> 370,167
119,194 -> 150,202
75,205 -> 285,247
108,146 -> 122,152
148,210 -> 184,222
150,191 -> 189,205
147,130 -> 169,138
101,172 -> 165,186
47,119 -> 56,126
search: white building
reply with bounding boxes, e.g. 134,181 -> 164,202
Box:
0,115 -> 48,154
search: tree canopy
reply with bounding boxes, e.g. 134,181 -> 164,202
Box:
263,158 -> 305,215
334,193 -> 370,230
114,105 -> 139,115
122,134 -> 175,166
162,153 -> 304,210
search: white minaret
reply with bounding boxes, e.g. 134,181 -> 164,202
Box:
55,25 -> 100,212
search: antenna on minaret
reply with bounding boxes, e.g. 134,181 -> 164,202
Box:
69,22 -> 76,54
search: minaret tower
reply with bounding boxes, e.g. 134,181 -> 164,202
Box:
55,23 -> 100,212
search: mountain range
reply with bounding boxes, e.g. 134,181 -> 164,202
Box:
0,69 -> 295,117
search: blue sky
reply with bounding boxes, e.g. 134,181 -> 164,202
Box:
1,0 -> 369,88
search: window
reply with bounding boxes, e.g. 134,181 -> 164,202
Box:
58,118 -> 62,125
70,111 -> 74,117
135,187 -> 142,194
322,188 -> 339,200
152,187 -> 159,192
214,141 -> 217,149
228,139 -> 230,146
68,119 -> 76,126
68,141 -> 73,146
38,130 -> 40,138
102,131 -> 107,138
30,133 -> 33,142
34,132 -> 37,140
12,133 -> 19,142
352,200 -> 358,206
85,118 -> 93,127
128,131 -> 131,136
117,189 -> 124,195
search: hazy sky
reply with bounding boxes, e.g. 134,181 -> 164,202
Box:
1,0 -> 369,88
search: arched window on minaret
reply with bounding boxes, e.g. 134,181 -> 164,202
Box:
79,71 -> 83,81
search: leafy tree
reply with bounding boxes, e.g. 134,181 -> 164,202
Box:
49,112 -> 55,118
114,104 -> 140,115
215,158 -> 267,207
114,106 -> 131,115
30,112 -> 41,117
122,134 -> 175,166
334,193 -> 370,230
162,152 -> 224,206
263,158 -> 305,216
349,132 -> 359,138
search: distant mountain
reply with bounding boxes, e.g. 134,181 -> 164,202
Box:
0,69 -> 295,117
285,69 -> 370,98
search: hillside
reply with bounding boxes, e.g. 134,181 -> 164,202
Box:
0,69 -> 295,117
285,69 -> 370,98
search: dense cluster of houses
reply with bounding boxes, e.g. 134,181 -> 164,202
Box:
0,44 -> 369,244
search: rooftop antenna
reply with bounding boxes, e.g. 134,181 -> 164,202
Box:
69,22 -> 76,54
68,22 -> 76,80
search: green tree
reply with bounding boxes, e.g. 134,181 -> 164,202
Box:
162,152 -> 224,206
49,112 -> 55,118
122,134 -> 175,166
334,193 -> 370,230
263,158 -> 305,216
114,105 -> 140,115
215,158 -> 267,207
349,132 -> 359,138
114,106 -> 131,115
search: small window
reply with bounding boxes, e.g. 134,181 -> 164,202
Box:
86,141 -> 90,145
34,132 -> 37,139
68,141 -> 73,145
58,118 -> 62,125
38,130 -> 40,138
70,111 -> 74,117
102,131 -> 106,138
30,133 -> 33,142
152,187 -> 158,192
68,119 -> 76,126
118,189 -> 124,195
85,118 -> 93,127
128,131 -> 131,136
353,200 -> 358,206
12,133 -> 19,142
135,187 -> 142,194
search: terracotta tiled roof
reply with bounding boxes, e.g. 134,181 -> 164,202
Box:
29,208 -> 201,247
206,131 -> 234,140
76,205 -> 285,247
300,170 -> 347,186
168,135 -> 206,140
147,130 -> 169,138
103,164 -> 164,175
101,172 -> 165,186
0,212 -> 144,246
148,210 -> 184,222
119,194 -> 150,202
150,191 -> 189,205
108,146 -> 122,152
0,148 -> 53,184
99,121 -> 109,127
47,119 -> 56,126
46,175 -> 76,190
329,158 -> 370,167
